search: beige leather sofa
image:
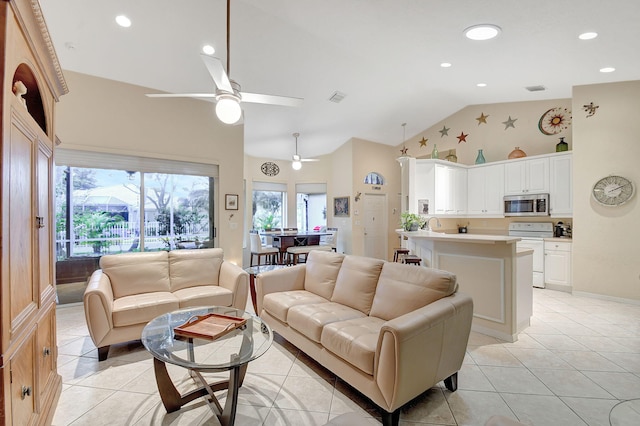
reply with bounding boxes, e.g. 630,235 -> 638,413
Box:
84,248 -> 248,360
256,250 -> 473,426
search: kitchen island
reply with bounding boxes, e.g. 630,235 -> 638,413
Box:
399,230 -> 533,342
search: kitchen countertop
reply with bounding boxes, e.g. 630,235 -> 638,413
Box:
544,237 -> 573,242
398,229 -> 520,245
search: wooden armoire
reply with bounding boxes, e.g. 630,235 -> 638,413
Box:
1,0 -> 67,424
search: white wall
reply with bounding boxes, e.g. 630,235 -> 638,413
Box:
54,71 -> 245,264
572,81 -> 640,301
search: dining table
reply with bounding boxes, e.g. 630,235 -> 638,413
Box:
262,232 -> 329,263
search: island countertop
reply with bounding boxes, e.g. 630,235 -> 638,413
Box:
397,229 -> 521,245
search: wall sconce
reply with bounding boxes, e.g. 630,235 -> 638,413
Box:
354,192 -> 362,202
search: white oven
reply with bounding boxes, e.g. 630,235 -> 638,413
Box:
509,222 -> 553,288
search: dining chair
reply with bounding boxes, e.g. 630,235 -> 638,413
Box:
320,227 -> 338,252
249,233 -> 280,266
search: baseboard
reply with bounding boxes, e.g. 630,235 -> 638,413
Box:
471,324 -> 516,343
572,290 -> 640,306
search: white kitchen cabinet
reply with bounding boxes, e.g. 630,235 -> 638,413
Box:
413,160 -> 467,217
467,164 -> 504,216
544,240 -> 572,290
504,157 -> 549,195
549,153 -> 572,216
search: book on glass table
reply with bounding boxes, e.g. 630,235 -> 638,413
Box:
174,313 -> 247,341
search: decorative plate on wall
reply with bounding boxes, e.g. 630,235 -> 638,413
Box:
260,162 -> 280,177
538,107 -> 571,135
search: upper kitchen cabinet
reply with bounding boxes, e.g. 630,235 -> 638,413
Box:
549,153 -> 573,216
467,163 -> 505,217
415,160 -> 467,217
504,157 -> 549,195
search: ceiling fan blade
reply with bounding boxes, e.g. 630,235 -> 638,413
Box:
146,93 -> 216,99
241,92 -> 303,107
301,158 -> 320,162
200,54 -> 234,93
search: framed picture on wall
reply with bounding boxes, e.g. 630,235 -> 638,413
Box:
333,196 -> 350,217
225,194 -> 239,210
418,199 -> 429,215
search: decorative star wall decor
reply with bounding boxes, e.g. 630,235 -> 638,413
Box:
457,132 -> 468,143
476,113 -> 489,125
419,137 -> 428,147
583,102 -> 599,118
439,126 -> 450,137
400,146 -> 408,155
502,116 -> 518,129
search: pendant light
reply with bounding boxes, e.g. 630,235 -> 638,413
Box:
292,132 -> 302,170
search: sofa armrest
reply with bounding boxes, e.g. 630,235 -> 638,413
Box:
219,261 -> 249,310
83,269 -> 116,348
374,292 -> 473,411
255,264 -> 306,314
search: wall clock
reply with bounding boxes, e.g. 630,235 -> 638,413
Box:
538,107 -> 571,135
260,162 -> 280,177
592,175 -> 635,206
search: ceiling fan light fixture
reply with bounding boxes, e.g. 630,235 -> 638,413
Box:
215,95 -> 242,124
292,160 -> 302,170
464,24 -> 501,40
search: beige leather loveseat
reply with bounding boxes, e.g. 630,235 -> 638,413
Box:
255,250 -> 473,426
84,248 -> 248,360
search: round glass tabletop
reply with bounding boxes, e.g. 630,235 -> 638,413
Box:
142,306 -> 273,371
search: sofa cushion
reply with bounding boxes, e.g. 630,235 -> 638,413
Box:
169,248 -> 224,292
262,290 -> 329,323
287,302 -> 365,343
100,251 -> 171,299
112,292 -> 179,327
321,316 -> 385,376
304,251 -> 345,299
369,263 -> 458,321
174,285 -> 234,308
330,256 -> 384,315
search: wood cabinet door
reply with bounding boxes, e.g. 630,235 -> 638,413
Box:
10,333 -> 37,426
7,113 -> 39,338
37,142 -> 55,304
37,307 -> 56,401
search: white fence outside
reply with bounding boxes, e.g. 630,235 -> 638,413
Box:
56,221 -> 210,257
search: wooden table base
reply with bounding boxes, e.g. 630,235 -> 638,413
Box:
153,358 -> 248,426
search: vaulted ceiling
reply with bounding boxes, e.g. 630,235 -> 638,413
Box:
40,0 -> 640,161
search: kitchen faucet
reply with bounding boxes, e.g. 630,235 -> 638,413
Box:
425,217 -> 441,232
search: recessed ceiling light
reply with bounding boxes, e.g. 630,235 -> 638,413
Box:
202,45 -> 215,55
464,24 -> 501,41
477,83 -> 487,87
600,67 -> 616,73
115,15 -> 131,28
579,32 -> 598,40
440,62 -> 452,68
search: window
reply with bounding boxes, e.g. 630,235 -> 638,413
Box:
54,150 -> 218,299
55,167 -> 214,258
252,182 -> 286,231
364,172 -> 385,185
296,183 -> 327,232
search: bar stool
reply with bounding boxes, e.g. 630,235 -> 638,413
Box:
403,255 -> 421,265
393,248 -> 410,262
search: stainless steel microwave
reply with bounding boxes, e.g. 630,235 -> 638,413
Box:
503,194 -> 549,216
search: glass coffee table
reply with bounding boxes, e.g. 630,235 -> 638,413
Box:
142,306 -> 273,426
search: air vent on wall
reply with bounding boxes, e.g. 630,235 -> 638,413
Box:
329,91 -> 347,103
525,85 -> 546,92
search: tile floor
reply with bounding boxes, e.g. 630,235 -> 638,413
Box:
53,288 -> 640,425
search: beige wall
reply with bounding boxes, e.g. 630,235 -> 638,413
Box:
244,137 -> 401,260
572,81 -> 640,300
54,71 -> 245,264
401,99 -> 573,165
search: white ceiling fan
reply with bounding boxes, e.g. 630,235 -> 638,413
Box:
145,0 -> 303,124
291,132 -> 319,170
